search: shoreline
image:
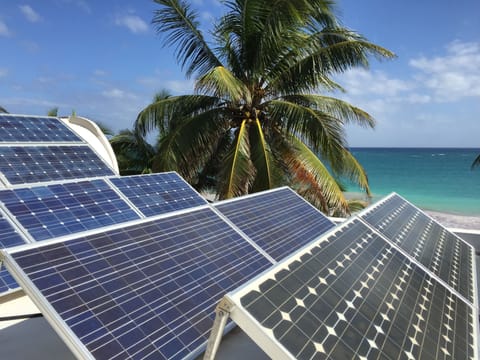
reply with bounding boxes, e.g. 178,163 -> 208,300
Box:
344,192 -> 480,230
425,210 -> 480,231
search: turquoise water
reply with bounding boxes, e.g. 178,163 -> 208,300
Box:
347,148 -> 480,216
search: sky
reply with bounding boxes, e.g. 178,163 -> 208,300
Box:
0,0 -> 479,147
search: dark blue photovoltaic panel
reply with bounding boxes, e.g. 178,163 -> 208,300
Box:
215,188 -> 335,261
0,180 -> 140,241
0,145 -> 115,185
0,209 -> 27,248
359,193 -> 475,304
109,172 -> 207,217
228,219 -> 476,360
0,115 -> 83,143
0,209 -> 26,293
5,208 -> 272,359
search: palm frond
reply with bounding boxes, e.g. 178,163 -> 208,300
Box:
218,120 -> 255,198
135,95 -> 220,135
249,118 -> 280,192
277,133 -> 349,214
267,99 -> 345,161
152,108 -> 230,181
153,0 -> 221,77
282,94 -> 375,128
472,154 -> 480,170
195,66 -> 251,103
267,29 -> 395,93
334,149 -> 371,196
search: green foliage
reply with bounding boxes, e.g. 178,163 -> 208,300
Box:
136,0 -> 395,215
0,106 -> 8,113
47,107 -> 58,117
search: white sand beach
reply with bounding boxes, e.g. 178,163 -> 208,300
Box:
426,210 -> 480,231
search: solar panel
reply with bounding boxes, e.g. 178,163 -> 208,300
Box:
1,207 -> 273,359
359,193 -> 475,304
215,187 -> 335,261
109,172 -> 207,217
0,209 -> 27,293
221,218 -> 477,360
0,145 -> 115,185
0,115 -> 83,143
0,179 -> 141,241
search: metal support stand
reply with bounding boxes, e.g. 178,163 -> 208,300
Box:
203,298 -> 234,360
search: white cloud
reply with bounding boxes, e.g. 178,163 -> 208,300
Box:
93,69 -> 107,77
60,0 -> 91,14
0,20 -> 11,37
409,41 -> 480,101
19,5 -> 42,22
115,14 -> 148,34
102,88 -> 137,100
337,68 -> 412,97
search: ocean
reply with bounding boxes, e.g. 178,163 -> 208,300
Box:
346,148 -> 480,216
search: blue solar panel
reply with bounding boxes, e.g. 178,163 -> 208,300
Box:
0,115 -> 83,143
3,208 -> 272,359
225,218 -> 477,360
0,208 -> 26,293
0,179 -> 141,241
0,145 -> 115,185
109,172 -> 207,217
215,187 -> 335,261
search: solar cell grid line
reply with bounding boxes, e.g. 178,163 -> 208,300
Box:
108,172 -> 207,217
0,208 -> 28,293
0,145 -> 115,185
0,179 -> 141,241
0,114 -> 83,143
1,207 -> 273,360
358,192 -> 476,306
214,187 -> 336,262
220,218 -> 478,360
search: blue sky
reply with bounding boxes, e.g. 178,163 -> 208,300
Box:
0,0 -> 479,147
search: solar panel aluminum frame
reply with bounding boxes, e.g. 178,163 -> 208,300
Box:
356,192 -> 478,310
0,204 -> 275,360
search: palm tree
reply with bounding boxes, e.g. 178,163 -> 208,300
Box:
136,0 -> 395,215
110,127 -> 157,175
110,90 -> 171,175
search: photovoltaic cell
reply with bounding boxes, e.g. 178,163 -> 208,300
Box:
0,179 -> 140,241
0,145 -> 115,185
2,208 -> 272,360
0,209 -> 26,293
215,187 -> 335,261
359,193 -> 475,304
109,172 -> 207,217
0,115 -> 83,143
226,219 -> 477,360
